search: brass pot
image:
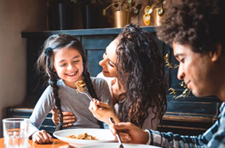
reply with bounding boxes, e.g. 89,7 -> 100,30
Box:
152,8 -> 166,26
114,11 -> 131,28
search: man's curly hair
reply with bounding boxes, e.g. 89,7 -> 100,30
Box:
156,0 -> 225,54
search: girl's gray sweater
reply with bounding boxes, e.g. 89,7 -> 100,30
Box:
29,77 -> 112,136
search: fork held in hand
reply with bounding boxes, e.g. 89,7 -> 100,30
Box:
77,88 -> 93,101
55,121 -> 63,132
109,117 -> 124,148
75,81 -> 93,101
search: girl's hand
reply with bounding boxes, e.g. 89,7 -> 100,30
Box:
51,108 -> 76,127
89,99 -> 120,125
32,130 -> 52,144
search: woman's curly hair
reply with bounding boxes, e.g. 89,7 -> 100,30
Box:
156,0 -> 225,54
116,24 -> 167,128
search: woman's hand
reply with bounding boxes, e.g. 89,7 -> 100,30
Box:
109,122 -> 149,144
89,99 -> 120,125
51,108 -> 76,127
32,130 -> 52,144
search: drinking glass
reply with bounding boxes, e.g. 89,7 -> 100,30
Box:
2,118 -> 29,148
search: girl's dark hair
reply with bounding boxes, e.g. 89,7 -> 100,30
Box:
116,24 -> 167,128
37,34 -> 98,130
156,0 -> 225,54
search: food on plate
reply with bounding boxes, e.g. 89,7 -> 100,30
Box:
66,132 -> 98,140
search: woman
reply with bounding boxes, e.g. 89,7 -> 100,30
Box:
52,24 -> 167,130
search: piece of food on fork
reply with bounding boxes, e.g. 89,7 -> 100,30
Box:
75,80 -> 86,93
75,80 -> 93,101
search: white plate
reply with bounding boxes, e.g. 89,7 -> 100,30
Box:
53,128 -> 116,147
80,143 -> 162,148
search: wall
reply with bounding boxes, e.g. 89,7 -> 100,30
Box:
0,0 -> 46,137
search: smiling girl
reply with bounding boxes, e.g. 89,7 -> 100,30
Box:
28,34 -> 112,144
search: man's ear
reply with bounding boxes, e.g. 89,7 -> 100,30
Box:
210,44 -> 222,62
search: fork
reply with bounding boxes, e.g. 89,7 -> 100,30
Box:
55,121 -> 63,131
55,124 -> 60,132
75,82 -> 93,101
109,117 -> 124,148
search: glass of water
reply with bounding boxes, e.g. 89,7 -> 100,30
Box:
2,118 -> 29,148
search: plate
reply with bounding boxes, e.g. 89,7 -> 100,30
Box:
80,143 -> 162,148
53,128 -> 116,147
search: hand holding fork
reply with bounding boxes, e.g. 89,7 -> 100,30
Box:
109,117 -> 124,148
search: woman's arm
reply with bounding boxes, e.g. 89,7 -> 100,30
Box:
90,78 -> 119,126
89,99 -> 120,125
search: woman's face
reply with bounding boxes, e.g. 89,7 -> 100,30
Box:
99,38 -> 119,77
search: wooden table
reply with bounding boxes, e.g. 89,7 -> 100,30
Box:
0,138 -> 75,148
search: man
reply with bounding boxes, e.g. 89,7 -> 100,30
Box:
110,0 -> 225,147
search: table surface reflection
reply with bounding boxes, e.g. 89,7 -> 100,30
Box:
0,138 -> 75,148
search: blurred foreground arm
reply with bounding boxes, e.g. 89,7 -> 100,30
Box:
110,116 -> 225,148
109,122 -> 149,144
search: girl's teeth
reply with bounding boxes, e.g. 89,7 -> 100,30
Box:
68,73 -> 75,75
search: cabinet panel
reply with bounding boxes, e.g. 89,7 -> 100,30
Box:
82,35 -> 116,50
87,49 -> 105,76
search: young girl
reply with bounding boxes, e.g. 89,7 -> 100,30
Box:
29,34 -> 112,144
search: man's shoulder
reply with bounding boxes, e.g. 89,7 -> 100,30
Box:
220,102 -> 225,112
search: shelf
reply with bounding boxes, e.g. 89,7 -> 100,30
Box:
21,26 -> 156,38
